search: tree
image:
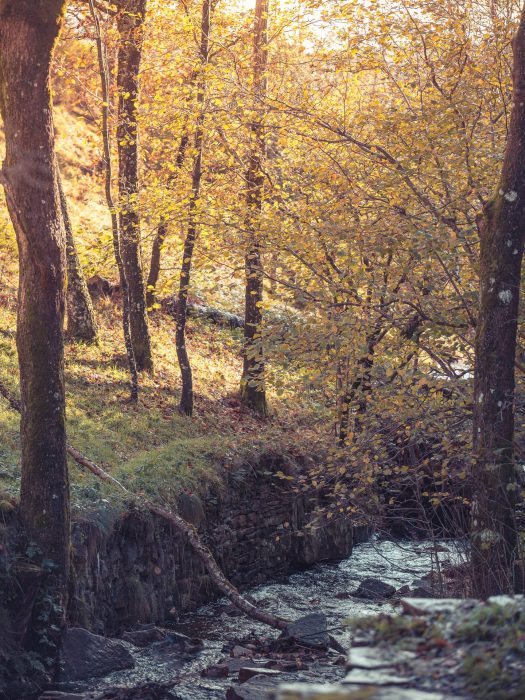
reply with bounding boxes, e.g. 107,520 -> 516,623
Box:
240,0 -> 270,417
117,0 -> 153,371
0,0 -> 70,662
90,0 -> 139,401
471,5 -> 525,597
58,169 -> 99,342
174,0 -> 212,416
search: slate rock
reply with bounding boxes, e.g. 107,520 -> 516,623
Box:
354,578 -> 396,600
347,646 -> 417,670
232,645 -> 254,658
201,663 -> 230,678
281,612 -> 330,650
343,669 -> 412,686
59,627 -> 135,682
400,598 -> 474,616
227,675 -> 282,700
149,631 -> 203,655
238,667 -> 282,683
276,685 -> 462,699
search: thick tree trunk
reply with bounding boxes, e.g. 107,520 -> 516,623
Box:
117,0 -> 153,372
471,10 -> 525,597
58,170 -> 99,343
240,0 -> 270,418
0,0 -> 70,666
174,0 -> 211,416
90,0 -> 139,401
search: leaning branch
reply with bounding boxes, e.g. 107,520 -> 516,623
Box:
0,378 -> 287,631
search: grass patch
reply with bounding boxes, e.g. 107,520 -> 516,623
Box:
0,285 -> 327,511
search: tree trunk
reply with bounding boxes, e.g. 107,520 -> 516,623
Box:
0,0 -> 70,667
146,217 -> 167,309
240,0 -> 270,418
58,170 -> 99,343
174,0 -> 211,416
117,0 -> 153,372
471,9 -> 525,597
147,129 -> 190,309
90,0 -> 139,402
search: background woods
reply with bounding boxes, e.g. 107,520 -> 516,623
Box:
0,0 -> 525,688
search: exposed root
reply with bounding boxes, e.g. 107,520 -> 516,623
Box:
0,379 -> 288,631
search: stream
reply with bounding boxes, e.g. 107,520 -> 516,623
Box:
68,536 -> 466,699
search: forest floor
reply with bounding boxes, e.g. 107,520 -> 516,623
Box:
0,275 -> 330,514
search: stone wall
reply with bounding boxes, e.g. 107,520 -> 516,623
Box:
69,460 -> 368,636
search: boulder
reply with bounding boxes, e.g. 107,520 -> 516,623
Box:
353,579 -> 396,600
59,627 -> 135,682
281,612 -> 330,650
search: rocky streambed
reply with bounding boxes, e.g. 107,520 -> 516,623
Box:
42,537 -> 470,700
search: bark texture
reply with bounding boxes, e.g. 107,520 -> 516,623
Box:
117,0 -> 153,371
240,0 -> 270,417
175,0 -> 211,416
90,0 -> 139,401
147,129 -> 190,309
471,10 -> 525,597
0,0 -> 70,658
58,170 -> 99,343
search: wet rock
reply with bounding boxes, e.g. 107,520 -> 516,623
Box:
354,578 -> 396,600
410,586 -> 436,598
232,645 -> 254,658
227,675 -> 281,699
122,627 -> 166,648
59,627 -> 135,682
202,658 -> 268,677
238,667 -> 282,683
95,682 -> 178,699
201,663 -> 230,678
265,660 -> 306,672
149,631 -> 203,654
396,585 -> 411,596
281,612 -> 330,650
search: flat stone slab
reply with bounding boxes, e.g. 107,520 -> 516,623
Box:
487,594 -> 524,606
347,646 -> 417,670
276,684 -> 463,699
343,670 -> 413,686
239,667 -> 282,683
399,599 -> 475,616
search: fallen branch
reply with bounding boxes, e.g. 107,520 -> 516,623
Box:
0,378 -> 287,631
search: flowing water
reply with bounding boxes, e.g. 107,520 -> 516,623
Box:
72,536 -> 466,699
